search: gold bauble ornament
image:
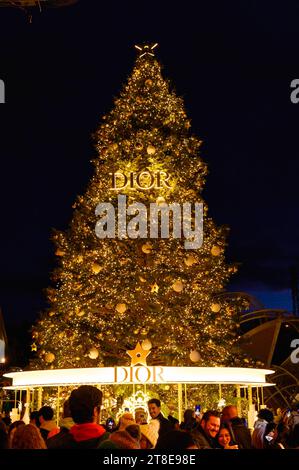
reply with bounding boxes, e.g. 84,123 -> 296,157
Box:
172,280 -> 184,293
140,328 -> 148,336
88,347 -> 99,360
45,352 -> 55,363
145,79 -> 153,87
211,303 -> 221,313
189,350 -> 201,362
76,309 -> 85,317
184,255 -> 197,266
48,311 -> 55,317
211,245 -> 222,256
146,145 -> 156,155
133,329 -> 139,335
141,339 -> 152,351
91,263 -> 102,274
116,303 -> 127,314
142,243 -> 152,254
139,276 -> 147,283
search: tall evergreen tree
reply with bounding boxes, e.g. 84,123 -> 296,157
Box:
31,44 -> 251,370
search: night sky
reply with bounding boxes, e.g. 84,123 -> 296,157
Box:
1,0 -> 299,331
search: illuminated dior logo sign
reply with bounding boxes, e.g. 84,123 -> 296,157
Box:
95,194 -> 203,250
114,366 -> 165,384
0,80 -> 5,104
110,171 -> 172,190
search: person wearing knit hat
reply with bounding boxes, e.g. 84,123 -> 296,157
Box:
140,419 -> 160,449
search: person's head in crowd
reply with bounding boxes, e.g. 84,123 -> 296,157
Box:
200,410 -> 221,439
140,419 -> 160,449
38,406 -> 54,426
2,412 -> 11,427
156,430 -> 198,449
168,415 -> 180,430
118,412 -> 135,431
148,399 -> 162,420
135,408 -> 148,424
0,420 -> 8,449
180,409 -> 197,431
11,424 -> 46,449
221,405 -> 238,423
0,420 -> 7,432
257,408 -> 274,423
116,430 -> 141,449
62,399 -> 72,418
29,411 -> 40,427
126,424 -> 141,441
69,385 -> 103,424
217,424 -> 238,449
184,409 -> 195,422
8,420 -> 25,447
103,428 -> 141,449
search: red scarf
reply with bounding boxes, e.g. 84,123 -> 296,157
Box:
70,423 -> 106,442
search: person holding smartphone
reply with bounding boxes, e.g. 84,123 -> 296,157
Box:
105,417 -> 116,432
263,422 -> 284,449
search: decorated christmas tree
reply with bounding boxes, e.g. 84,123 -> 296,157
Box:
31,44 -> 251,371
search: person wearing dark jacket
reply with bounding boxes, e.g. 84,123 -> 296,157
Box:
148,399 -> 173,436
47,399 -> 75,448
221,405 -> 252,449
192,410 -> 220,449
47,385 -> 109,449
180,409 -> 197,433
38,406 -> 59,442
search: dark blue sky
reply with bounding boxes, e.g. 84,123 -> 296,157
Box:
0,0 -> 299,327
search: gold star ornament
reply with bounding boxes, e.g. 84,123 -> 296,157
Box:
150,282 -> 159,293
126,342 -> 151,366
135,43 -> 158,58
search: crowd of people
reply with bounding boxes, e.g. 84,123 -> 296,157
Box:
0,385 -> 299,450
